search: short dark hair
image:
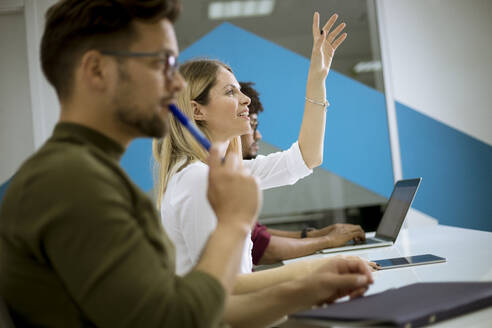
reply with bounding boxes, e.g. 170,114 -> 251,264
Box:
239,81 -> 264,115
41,0 -> 181,100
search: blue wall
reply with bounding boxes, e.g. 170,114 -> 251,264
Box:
122,22 -> 394,197
397,102 -> 492,231
121,23 -> 492,231
121,138 -> 154,192
179,23 -> 394,198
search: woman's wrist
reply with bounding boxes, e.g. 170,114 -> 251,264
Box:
287,278 -> 319,308
215,217 -> 252,237
307,69 -> 328,83
305,91 -> 326,103
282,259 -> 316,280
305,82 -> 326,101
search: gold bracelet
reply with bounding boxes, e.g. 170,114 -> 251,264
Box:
305,97 -> 330,109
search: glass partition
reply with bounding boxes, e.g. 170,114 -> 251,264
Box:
176,0 -> 393,231
126,0 -> 395,232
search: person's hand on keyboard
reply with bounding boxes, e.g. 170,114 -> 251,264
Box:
312,223 -> 366,247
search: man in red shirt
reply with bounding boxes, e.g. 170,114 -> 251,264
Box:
240,82 -> 367,265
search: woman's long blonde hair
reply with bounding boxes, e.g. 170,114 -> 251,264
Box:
153,59 -> 242,209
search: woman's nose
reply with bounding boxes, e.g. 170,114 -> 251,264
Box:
241,93 -> 251,106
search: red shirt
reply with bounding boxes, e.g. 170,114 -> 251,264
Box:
251,223 -> 272,265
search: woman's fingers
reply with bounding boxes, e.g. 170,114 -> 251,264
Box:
327,22 -> 346,43
349,286 -> 368,299
367,261 -> 380,271
322,13 -> 339,36
312,12 -> 326,51
312,12 -> 320,38
343,257 -> 374,283
316,13 -> 347,57
331,32 -> 347,51
310,12 -> 347,75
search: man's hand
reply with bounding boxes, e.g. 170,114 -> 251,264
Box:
207,144 -> 261,230
313,223 -> 366,247
197,145 -> 261,292
301,256 -> 373,305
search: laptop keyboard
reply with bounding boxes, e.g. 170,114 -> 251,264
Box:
346,238 -> 382,246
364,238 -> 383,244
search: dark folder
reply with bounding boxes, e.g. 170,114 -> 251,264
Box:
291,282 -> 492,327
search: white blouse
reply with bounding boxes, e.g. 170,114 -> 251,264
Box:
160,142 -> 313,275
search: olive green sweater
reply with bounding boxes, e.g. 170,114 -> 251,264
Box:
0,123 -> 225,327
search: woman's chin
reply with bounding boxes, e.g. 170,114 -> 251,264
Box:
240,124 -> 252,135
228,127 -> 251,139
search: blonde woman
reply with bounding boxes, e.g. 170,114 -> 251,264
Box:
155,11 -> 348,268
153,12 -> 373,326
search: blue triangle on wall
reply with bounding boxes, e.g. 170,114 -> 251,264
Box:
120,22 -> 492,231
121,22 -> 394,198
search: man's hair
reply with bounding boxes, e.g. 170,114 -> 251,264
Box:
41,0 -> 181,100
239,81 -> 264,115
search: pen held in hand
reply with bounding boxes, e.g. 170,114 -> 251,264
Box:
168,104 -> 211,151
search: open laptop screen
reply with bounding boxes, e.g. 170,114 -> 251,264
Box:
376,178 -> 422,241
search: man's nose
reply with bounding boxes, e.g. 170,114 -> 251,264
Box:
254,129 -> 262,141
167,71 -> 186,93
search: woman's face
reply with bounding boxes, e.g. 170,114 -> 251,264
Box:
196,67 -> 251,142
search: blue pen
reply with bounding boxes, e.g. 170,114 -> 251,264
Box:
168,104 -> 211,151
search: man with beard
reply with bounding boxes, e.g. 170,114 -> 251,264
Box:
239,82 -> 368,265
0,1 -> 261,327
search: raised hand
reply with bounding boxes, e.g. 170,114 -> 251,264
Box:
310,12 -> 347,81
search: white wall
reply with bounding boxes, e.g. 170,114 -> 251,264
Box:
0,10 -> 33,182
381,0 -> 492,146
24,0 -> 59,148
0,0 -> 58,183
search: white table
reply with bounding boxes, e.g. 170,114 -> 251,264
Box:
280,225 -> 492,327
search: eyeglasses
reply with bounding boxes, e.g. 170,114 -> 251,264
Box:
250,116 -> 259,135
100,50 -> 178,80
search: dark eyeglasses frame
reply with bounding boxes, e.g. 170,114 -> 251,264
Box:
250,116 -> 259,136
100,50 -> 178,80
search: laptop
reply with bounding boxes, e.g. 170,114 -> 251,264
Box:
320,178 -> 422,254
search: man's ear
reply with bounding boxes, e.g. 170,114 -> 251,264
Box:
191,100 -> 207,121
79,50 -> 113,92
